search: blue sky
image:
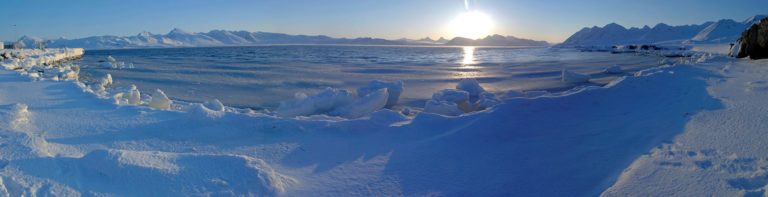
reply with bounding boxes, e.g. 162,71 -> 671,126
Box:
1,0 -> 766,43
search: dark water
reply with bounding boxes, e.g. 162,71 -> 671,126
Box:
77,45 -> 662,109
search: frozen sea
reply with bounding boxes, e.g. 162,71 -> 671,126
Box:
77,45 -> 662,109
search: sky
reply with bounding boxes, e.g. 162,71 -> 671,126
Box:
1,0 -> 767,43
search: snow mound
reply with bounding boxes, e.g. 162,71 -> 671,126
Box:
604,64 -> 622,74
357,80 -> 403,107
561,69 -> 590,83
331,88 -> 389,119
149,89 -> 172,110
456,78 -> 486,97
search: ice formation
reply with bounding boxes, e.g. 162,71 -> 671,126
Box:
561,69 -> 590,83
357,80 -> 403,107
331,88 -> 389,119
456,78 -> 485,97
149,89 -> 172,110
128,85 -> 142,105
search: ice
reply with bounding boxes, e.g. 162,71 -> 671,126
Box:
456,78 -> 486,97
475,92 -> 500,110
423,99 -> 463,116
128,85 -> 142,105
357,80 -> 403,107
561,69 -> 590,83
276,87 -> 355,117
431,89 -> 470,103
331,88 -> 389,119
148,89 -> 172,110
204,99 -> 225,112
603,64 -> 622,74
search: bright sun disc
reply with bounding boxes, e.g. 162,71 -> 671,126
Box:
450,11 -> 493,39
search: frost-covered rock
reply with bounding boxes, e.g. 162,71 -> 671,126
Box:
332,88 -> 389,119
456,78 -> 485,97
431,89 -> 470,103
603,64 -> 622,74
423,100 -> 463,116
149,89 -> 172,110
276,88 -> 355,117
128,85 -> 142,105
357,80 -> 403,107
561,69 -> 590,83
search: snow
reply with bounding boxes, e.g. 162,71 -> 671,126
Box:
0,46 -> 764,196
561,69 -> 591,83
357,80 -> 403,108
559,15 -> 767,47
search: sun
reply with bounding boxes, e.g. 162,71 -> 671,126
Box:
450,11 -> 494,39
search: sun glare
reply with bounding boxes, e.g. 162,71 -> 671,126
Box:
450,11 -> 494,40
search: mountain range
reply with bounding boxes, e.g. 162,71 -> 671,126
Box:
559,15 -> 767,47
15,28 -> 549,49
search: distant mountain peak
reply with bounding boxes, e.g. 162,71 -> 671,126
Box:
168,28 -> 191,35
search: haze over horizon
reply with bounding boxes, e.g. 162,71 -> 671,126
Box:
1,0 -> 767,43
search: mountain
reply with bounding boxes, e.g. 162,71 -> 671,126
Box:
558,15 -> 767,47
26,28 -> 547,49
689,15 -> 767,43
445,34 -> 550,46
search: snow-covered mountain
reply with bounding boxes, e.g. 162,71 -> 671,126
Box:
559,15 -> 767,47
689,15 -> 767,43
445,34 -> 550,46
30,29 -> 547,49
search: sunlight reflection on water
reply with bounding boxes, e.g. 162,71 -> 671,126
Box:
454,46 -> 483,78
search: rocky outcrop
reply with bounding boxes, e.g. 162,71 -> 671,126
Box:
733,18 -> 768,59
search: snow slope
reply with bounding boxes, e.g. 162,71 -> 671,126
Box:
602,56 -> 768,196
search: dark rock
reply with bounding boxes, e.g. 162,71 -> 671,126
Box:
734,18 -> 768,59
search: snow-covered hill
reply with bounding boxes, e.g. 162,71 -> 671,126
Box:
559,15 -> 767,47
28,29 -> 545,49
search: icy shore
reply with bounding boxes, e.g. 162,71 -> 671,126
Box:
0,48 -> 746,196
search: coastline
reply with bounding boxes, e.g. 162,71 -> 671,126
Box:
0,47 -> 731,195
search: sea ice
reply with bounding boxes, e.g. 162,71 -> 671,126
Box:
149,89 -> 172,110
604,64 -> 622,74
357,80 -> 403,107
456,78 -> 486,97
423,99 -> 464,116
331,88 -> 389,119
561,69 -> 590,83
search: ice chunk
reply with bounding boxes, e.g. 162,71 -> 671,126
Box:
475,92 -> 500,110
357,80 -> 403,107
128,85 -> 142,105
431,89 -> 470,103
603,64 -> 622,74
204,99 -> 225,112
107,56 -> 116,63
149,89 -> 172,110
332,88 -> 389,119
456,78 -> 485,97
423,100 -> 463,116
561,69 -> 590,83
276,88 -> 355,117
